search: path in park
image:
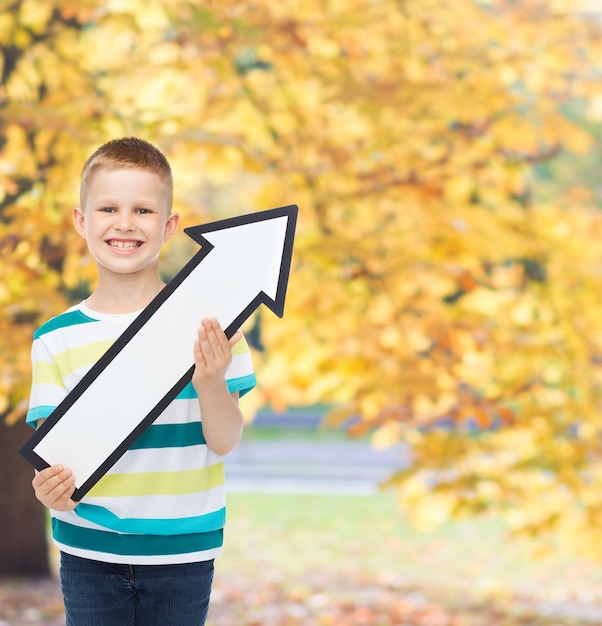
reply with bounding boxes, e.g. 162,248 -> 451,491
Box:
226,412 -> 411,495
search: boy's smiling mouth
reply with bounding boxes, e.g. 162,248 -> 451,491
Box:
107,239 -> 142,250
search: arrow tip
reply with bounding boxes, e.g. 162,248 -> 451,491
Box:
184,204 -> 298,330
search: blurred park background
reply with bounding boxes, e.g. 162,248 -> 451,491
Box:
4,0 -> 602,623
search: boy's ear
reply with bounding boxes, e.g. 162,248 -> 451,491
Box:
73,206 -> 86,238
163,211 -> 179,243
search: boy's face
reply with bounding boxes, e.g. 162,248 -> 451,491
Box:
73,168 -> 179,278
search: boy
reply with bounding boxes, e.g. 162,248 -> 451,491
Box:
27,137 -> 255,625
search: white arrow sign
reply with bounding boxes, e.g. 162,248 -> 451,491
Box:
20,205 -> 298,500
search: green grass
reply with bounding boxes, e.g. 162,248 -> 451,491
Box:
219,492 -> 602,606
230,419 -> 602,611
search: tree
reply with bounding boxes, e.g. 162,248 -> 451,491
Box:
0,415 -> 49,575
0,0 -> 210,575
162,0 -> 602,555
0,0 -> 95,576
4,0 -> 602,574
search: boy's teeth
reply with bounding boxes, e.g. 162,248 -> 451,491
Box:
111,240 -> 138,249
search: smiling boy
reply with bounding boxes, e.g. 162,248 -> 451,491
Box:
26,137 -> 255,625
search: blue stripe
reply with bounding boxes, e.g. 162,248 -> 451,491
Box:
175,382 -> 197,400
53,518 -> 223,556
25,405 -> 56,427
175,374 -> 256,400
34,310 -> 99,339
228,373 -> 256,397
129,423 -> 206,449
75,503 -> 226,535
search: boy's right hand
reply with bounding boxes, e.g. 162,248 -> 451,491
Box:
32,465 -> 78,511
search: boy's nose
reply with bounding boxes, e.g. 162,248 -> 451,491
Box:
116,214 -> 135,230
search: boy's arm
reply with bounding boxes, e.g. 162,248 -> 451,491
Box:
192,317 -> 245,456
29,338 -> 78,510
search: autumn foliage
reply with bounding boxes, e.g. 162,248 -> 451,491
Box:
3,0 -> 602,555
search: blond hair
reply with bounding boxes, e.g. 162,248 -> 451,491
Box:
80,137 -> 173,208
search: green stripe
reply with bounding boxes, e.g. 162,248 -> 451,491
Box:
88,463 -> 224,498
34,310 -> 99,339
52,518 -> 223,556
32,361 -> 64,386
231,336 -> 250,355
54,340 -> 114,376
129,423 -> 205,449
33,340 -> 113,382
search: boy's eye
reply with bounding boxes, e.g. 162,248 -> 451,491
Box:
100,207 -> 116,213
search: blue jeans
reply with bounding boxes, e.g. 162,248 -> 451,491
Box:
60,552 -> 214,626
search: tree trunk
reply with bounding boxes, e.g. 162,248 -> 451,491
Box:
0,417 -> 50,576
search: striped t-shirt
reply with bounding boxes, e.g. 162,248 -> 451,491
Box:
26,300 -> 255,565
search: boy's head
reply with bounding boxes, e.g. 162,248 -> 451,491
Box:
80,137 -> 173,211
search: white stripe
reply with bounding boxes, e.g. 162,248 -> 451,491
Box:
54,542 -> 222,565
41,322 -> 120,350
107,445 -> 222,475
151,401 -> 199,425
83,487 -> 225,520
52,509 -> 108,532
228,351 -> 253,378
30,383 -> 66,406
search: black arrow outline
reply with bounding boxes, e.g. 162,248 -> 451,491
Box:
20,204 -> 298,501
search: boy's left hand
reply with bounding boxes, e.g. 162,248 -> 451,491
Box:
192,317 -> 241,391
